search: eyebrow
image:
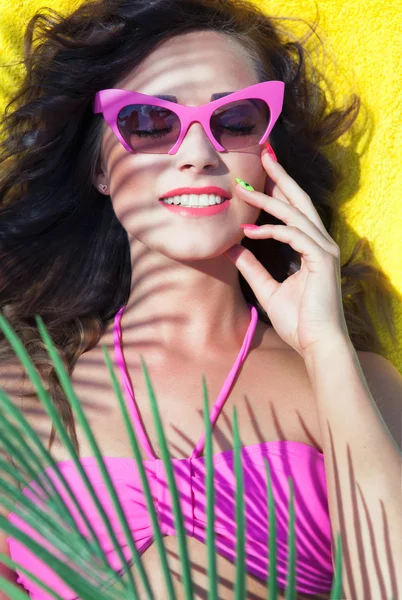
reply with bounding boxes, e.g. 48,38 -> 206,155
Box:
153,92 -> 232,103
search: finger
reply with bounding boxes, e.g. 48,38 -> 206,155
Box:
264,174 -> 289,204
262,151 -> 311,205
261,152 -> 329,237
243,224 -> 339,272
224,244 -> 280,308
237,190 -> 336,252
261,146 -> 288,202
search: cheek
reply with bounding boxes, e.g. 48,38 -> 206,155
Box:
107,160 -> 166,237
231,153 -> 266,189
107,151 -> 163,204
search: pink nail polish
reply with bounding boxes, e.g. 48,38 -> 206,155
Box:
240,224 -> 259,230
264,143 -> 278,162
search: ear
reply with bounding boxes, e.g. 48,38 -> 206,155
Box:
92,157 -> 109,193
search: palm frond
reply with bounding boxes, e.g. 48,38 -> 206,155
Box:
103,345 -> 175,600
0,313 -> 350,599
140,354 -> 194,599
202,378 -> 218,600
233,406 -> 245,599
36,315 -> 150,598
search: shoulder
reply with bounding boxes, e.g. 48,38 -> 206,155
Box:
356,350 -> 402,452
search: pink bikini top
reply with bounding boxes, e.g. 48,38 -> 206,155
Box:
7,304 -> 334,599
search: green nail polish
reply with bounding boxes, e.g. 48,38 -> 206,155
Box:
235,177 -> 255,191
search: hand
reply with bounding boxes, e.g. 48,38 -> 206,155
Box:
224,150 -> 350,359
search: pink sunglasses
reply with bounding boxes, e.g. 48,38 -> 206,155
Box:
93,80 -> 284,155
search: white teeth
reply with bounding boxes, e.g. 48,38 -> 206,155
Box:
162,194 -> 226,206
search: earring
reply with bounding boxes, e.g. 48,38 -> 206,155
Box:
99,184 -> 108,193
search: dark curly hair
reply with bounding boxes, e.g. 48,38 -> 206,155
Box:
0,0 -> 397,456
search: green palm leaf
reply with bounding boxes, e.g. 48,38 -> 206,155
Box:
103,345 -> 175,600
0,313 -> 349,599
233,406 -> 245,599
202,378 -> 218,600
140,355 -> 194,599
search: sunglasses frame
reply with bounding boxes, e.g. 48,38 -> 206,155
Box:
93,80 -> 285,154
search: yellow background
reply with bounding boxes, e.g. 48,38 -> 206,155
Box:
0,1 -> 401,371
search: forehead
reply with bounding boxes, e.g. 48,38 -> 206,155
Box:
115,30 -> 259,103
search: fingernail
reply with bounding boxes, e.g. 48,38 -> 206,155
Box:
240,223 -> 259,230
263,143 -> 278,162
235,177 -> 255,191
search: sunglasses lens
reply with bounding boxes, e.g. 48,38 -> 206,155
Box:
211,98 -> 270,150
117,104 -> 180,153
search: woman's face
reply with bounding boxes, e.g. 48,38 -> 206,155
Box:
95,30 -> 269,261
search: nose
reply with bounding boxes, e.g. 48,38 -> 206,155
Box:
174,121 -> 220,170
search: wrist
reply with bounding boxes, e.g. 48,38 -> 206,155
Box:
302,330 -> 354,374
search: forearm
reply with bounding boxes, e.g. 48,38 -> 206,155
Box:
303,333 -> 402,600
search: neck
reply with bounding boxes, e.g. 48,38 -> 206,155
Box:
113,237 -> 255,356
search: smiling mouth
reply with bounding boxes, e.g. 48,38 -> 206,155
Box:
159,193 -> 228,207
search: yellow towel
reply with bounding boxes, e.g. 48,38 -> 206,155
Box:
0,0 -> 400,371
264,0 -> 401,371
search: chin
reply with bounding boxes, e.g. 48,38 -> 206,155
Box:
159,245 -> 228,262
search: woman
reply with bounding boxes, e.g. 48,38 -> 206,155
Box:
0,0 -> 401,598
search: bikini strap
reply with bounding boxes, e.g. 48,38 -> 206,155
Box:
190,304 -> 258,459
114,303 -> 259,462
113,306 -> 156,460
